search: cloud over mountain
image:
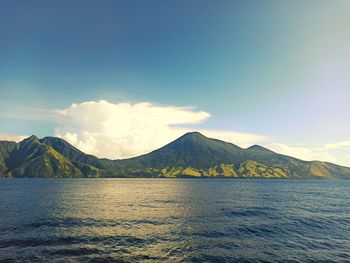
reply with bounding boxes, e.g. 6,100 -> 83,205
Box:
54,100 -> 268,159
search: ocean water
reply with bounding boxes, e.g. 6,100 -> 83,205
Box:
0,179 -> 350,262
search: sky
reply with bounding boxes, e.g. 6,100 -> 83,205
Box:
0,0 -> 350,165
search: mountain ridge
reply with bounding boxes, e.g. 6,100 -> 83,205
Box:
0,132 -> 349,179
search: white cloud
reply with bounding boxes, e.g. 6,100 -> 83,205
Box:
266,143 -> 337,163
54,100 -> 268,159
0,133 -> 27,142
325,141 -> 350,149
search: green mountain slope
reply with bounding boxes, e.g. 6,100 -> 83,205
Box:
5,136 -> 82,178
1,132 -> 350,179
1,136 -> 101,178
119,132 -> 244,167
41,137 -> 104,169
0,141 -> 18,176
110,132 -> 350,178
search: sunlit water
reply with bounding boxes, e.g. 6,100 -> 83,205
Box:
0,179 -> 350,262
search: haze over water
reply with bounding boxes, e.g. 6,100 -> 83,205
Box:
1,179 -> 349,262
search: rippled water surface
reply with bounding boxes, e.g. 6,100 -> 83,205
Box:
1,179 -> 350,262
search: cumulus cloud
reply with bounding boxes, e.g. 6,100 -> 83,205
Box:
266,143 -> 337,163
54,100 -> 268,159
0,133 -> 27,142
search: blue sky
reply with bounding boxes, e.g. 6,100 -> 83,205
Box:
1,0 -> 350,164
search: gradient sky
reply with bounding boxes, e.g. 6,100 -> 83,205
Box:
1,0 -> 350,165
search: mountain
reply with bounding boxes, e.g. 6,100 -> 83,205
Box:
1,132 -> 350,179
41,137 -> 105,169
1,136 -> 102,178
0,140 -> 18,175
111,132 -> 349,179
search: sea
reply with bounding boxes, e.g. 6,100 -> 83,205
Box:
0,179 -> 349,262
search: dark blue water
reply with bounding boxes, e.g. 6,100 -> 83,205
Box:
0,179 -> 350,262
